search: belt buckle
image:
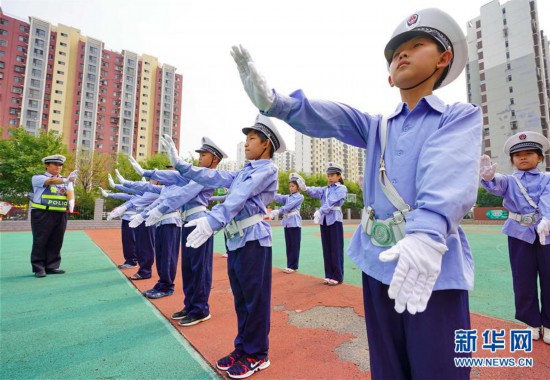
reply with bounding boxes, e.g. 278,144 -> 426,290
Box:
224,220 -> 239,239
520,214 -> 536,226
371,220 -> 396,247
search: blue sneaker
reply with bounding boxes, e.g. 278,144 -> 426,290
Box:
226,355 -> 270,379
216,351 -> 242,371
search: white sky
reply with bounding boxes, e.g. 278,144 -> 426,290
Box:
3,0 -> 549,160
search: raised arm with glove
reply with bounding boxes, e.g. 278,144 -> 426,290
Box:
230,45 -> 275,112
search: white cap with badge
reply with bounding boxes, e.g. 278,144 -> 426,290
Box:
242,114 -> 287,153
42,154 -> 66,164
384,8 -> 467,89
503,131 -> 550,155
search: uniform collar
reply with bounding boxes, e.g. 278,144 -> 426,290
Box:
245,159 -> 272,168
514,169 -> 541,178
388,94 -> 446,119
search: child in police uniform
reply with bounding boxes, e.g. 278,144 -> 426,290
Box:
160,114 -> 285,379
296,165 -> 347,284
99,184 -> 138,269
480,131 -> 550,344
130,137 -> 227,325
231,8 -> 481,379
270,173 -> 305,273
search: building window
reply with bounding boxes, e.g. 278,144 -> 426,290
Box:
510,98 -> 514,105
507,75 -> 512,82
509,86 -> 513,93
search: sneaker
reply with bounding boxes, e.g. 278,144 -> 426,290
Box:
171,309 -> 189,320
283,268 -> 295,274
227,355 -> 270,379
216,351 -> 243,370
529,326 -> 541,340
118,263 -> 137,269
543,327 -> 550,344
323,278 -> 329,284
178,314 -> 211,327
222,253 -> 228,258
327,279 -> 340,286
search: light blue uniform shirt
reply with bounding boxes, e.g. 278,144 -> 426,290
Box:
120,192 -> 160,216
481,169 -> 550,244
31,172 -> 74,203
175,159 -> 278,251
265,90 -> 482,290
106,192 -> 135,221
306,183 -> 347,226
274,192 -> 304,228
143,169 -> 190,187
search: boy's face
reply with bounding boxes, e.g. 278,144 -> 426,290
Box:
198,151 -> 217,168
388,37 -> 450,90
327,172 -> 341,185
512,150 -> 542,171
244,130 -> 270,160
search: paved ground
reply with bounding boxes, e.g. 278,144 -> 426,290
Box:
1,224 -> 549,379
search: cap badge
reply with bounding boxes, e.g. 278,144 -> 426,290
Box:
519,134 -> 526,140
407,14 -> 419,28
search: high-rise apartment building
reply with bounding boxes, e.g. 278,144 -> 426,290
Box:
466,0 -> 550,172
0,9 -> 182,158
273,150 -> 295,172
295,131 -> 365,183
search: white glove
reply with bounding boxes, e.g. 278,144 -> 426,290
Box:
128,155 -> 144,176
64,170 -> 78,184
141,177 -> 147,183
160,134 -> 180,167
269,210 -> 280,220
480,154 -> 497,181
107,205 -> 127,221
292,173 -> 307,191
313,210 -> 321,224
230,45 -> 275,112
145,208 -> 163,226
115,169 -> 126,184
129,213 -> 145,228
68,199 -> 75,213
98,187 -> 109,198
108,173 -> 116,189
379,232 -> 448,314
537,218 -> 550,245
185,217 -> 214,248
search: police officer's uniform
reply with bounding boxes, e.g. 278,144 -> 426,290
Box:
30,155 -> 73,277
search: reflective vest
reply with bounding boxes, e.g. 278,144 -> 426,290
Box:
32,181 -> 68,212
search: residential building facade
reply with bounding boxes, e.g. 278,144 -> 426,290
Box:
466,0 -> 550,172
0,9 -> 182,159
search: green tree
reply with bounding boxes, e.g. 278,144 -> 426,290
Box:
141,153 -> 171,170
0,128 -> 66,204
476,187 -> 503,207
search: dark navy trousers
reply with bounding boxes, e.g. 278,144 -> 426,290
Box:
121,220 -> 137,266
508,236 -> 550,328
135,223 -> 155,278
181,225 -> 214,319
152,224 -> 181,292
362,273 -> 471,380
228,240 -> 272,359
30,209 -> 67,273
320,220 -> 344,282
284,227 -> 301,270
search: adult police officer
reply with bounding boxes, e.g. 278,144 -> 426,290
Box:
30,154 -> 77,278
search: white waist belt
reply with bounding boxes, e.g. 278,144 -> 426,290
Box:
283,210 -> 300,218
225,214 -> 264,239
124,211 -> 136,215
158,211 -> 181,222
182,205 -> 207,221
330,206 -> 342,211
508,211 -> 539,226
